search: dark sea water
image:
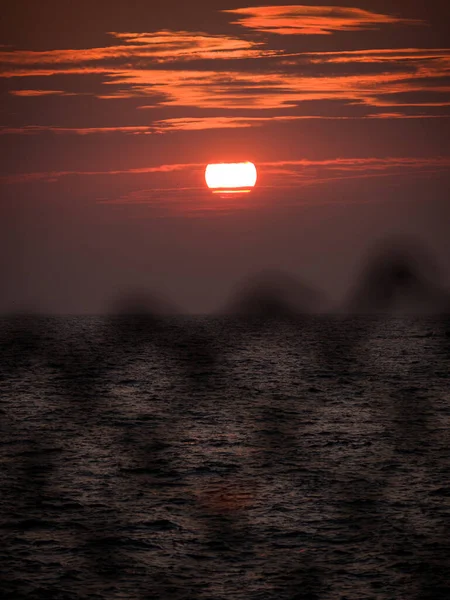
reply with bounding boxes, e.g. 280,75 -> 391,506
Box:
1,315 -> 449,600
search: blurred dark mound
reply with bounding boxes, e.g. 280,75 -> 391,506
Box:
221,269 -> 328,318
104,290 -> 179,345
108,289 -> 179,318
346,237 -> 450,314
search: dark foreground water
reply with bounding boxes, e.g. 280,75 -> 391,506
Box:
1,315 -> 449,600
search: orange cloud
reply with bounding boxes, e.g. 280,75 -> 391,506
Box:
261,157 -> 450,171
367,112 -> 446,119
9,89 -> 67,96
0,125 -> 154,135
3,57 -> 449,119
2,113 -> 443,138
4,157 -> 450,187
0,67 -> 112,78
2,163 -> 205,184
223,5 -> 422,35
0,30 -> 278,68
150,115 -> 356,132
3,155 -> 449,218
1,16 -> 448,128
92,156 -> 450,216
304,48 -> 450,63
258,157 -> 450,189
364,98 -> 450,108
152,112 -> 449,132
116,67 -> 449,110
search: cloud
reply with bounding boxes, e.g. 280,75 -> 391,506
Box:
304,48 -> 450,63
0,30 -> 278,68
3,63 -> 449,121
150,117 -> 261,132
258,157 -> 450,190
367,112 -> 446,119
4,157 -> 450,187
2,163 -> 205,184
222,5 -> 422,35
121,66 -> 450,111
3,155 -> 449,219
5,63 -> 449,114
92,156 -> 450,217
3,42 -> 448,119
1,11 -> 448,128
0,125 -> 154,135
150,115 -> 356,132
261,157 -> 450,171
0,67 -> 112,78
9,89 -> 67,96
2,112 -> 445,139
151,112 -> 449,132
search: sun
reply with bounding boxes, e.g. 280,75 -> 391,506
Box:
205,162 -> 257,194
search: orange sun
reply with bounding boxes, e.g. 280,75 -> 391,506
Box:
205,162 -> 257,194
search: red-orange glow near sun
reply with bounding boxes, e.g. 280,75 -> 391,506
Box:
205,162 -> 257,195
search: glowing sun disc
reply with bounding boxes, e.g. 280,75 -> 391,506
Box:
205,162 -> 257,191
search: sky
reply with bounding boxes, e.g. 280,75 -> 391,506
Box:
1,0 -> 449,314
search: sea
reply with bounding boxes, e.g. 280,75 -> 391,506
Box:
1,314 -> 449,600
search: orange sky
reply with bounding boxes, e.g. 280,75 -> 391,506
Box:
1,1 -> 449,313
